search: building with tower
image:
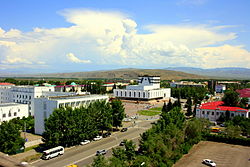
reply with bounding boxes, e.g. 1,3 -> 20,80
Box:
113,76 -> 170,100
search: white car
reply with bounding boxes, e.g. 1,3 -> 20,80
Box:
202,159 -> 216,167
93,136 -> 103,141
80,140 -> 90,145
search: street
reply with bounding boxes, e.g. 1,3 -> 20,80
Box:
31,119 -> 155,167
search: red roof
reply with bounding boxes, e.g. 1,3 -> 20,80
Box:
236,88 -> 250,98
0,82 -> 15,86
199,101 -> 248,113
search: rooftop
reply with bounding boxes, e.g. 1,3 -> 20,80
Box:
199,101 -> 248,113
49,94 -> 108,100
0,103 -> 27,107
236,88 -> 250,98
0,82 -> 15,86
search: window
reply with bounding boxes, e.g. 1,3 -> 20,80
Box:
134,92 -> 136,97
125,92 -> 127,97
202,111 -> 205,114
242,114 -> 244,117
143,92 -> 145,98
8,112 -> 11,117
3,113 -> 6,118
212,112 -> 214,115
207,111 -> 210,115
138,92 -> 140,97
231,113 -> 234,117
216,112 -> 219,115
14,112 -> 17,116
129,92 -> 131,97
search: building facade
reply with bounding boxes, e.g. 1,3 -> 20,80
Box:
34,94 -> 109,135
236,88 -> 250,105
0,103 -> 29,123
215,84 -> 226,93
196,101 -> 249,122
113,76 -> 170,100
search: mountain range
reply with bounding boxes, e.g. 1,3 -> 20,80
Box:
165,67 -> 250,79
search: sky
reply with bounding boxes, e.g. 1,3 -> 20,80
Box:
0,0 -> 250,73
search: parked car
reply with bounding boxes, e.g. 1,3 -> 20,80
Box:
219,123 -> 225,127
103,132 -> 111,138
120,140 -> 126,146
93,136 -> 103,141
121,128 -> 128,132
202,159 -> 216,167
80,140 -> 90,145
211,127 -> 221,133
96,149 -> 106,156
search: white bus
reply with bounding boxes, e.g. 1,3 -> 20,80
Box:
41,146 -> 64,160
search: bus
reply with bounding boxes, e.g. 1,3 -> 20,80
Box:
41,146 -> 64,160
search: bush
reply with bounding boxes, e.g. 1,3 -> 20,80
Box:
203,133 -> 250,146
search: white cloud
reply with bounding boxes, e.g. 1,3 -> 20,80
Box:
66,53 -> 91,64
0,9 -> 249,71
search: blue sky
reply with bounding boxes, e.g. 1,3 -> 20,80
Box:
0,0 -> 250,73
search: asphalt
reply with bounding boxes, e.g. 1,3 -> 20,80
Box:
31,119 -> 155,167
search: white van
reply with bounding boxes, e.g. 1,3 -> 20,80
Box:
41,146 -> 64,160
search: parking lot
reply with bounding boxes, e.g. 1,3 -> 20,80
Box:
174,141 -> 250,167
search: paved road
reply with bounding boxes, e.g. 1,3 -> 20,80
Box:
31,120 -> 155,167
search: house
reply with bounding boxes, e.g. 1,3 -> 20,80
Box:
215,84 -> 226,93
196,101 -> 249,122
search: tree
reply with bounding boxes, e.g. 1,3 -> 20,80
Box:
186,97 -> 193,116
111,99 -> 125,129
222,90 -> 240,107
91,155 -> 109,167
166,100 -> 173,112
0,121 -> 25,154
162,102 -> 167,113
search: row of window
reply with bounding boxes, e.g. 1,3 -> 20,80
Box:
201,110 -> 245,117
116,91 -> 163,98
2,112 -> 17,118
15,94 -> 32,100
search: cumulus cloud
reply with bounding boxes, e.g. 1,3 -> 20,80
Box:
0,9 -> 249,71
66,53 -> 91,63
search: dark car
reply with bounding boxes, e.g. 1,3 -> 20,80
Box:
120,140 -> 126,146
121,128 -> 128,132
103,132 -> 111,138
96,149 -> 106,156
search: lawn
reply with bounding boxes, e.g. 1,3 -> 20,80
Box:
138,109 -> 161,116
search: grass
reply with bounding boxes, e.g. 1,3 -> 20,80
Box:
22,153 -> 42,162
138,110 -> 161,116
24,145 -> 39,152
149,107 -> 162,112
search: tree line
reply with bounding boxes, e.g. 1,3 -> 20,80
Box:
43,99 -> 125,148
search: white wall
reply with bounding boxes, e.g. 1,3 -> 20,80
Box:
0,103 -> 29,123
34,95 -> 109,135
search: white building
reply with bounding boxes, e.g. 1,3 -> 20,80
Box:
170,81 -> 206,88
0,84 -> 76,116
215,85 -> 226,93
0,103 -> 29,123
34,94 -> 109,135
196,101 -> 249,122
113,76 -> 170,100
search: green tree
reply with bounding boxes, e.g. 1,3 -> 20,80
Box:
0,121 -> 25,154
225,124 -> 242,138
162,102 -> 168,113
222,90 -> 240,107
186,97 -> 193,116
91,155 -> 109,167
110,99 -> 125,129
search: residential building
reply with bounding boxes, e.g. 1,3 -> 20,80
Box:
113,76 -> 170,100
196,101 -> 249,121
0,103 -> 29,123
236,88 -> 250,105
34,94 -> 109,135
170,81 -> 206,88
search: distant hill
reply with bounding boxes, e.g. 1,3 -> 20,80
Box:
165,67 -> 250,79
7,68 -> 207,80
